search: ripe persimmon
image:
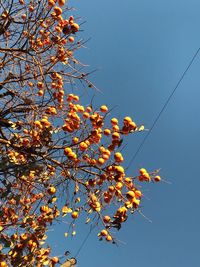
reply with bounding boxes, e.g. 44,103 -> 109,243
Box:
103,215 -> 111,223
100,105 -> 108,113
47,186 -> 56,195
58,0 -> 65,6
154,175 -> 161,182
101,229 -> 108,236
54,6 -> 62,16
106,235 -> 113,241
71,211 -> 79,219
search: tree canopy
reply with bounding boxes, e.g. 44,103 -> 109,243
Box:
0,1 -> 161,266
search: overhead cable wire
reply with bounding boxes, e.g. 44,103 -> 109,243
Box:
74,46 -> 200,258
126,46 -> 200,169
74,224 -> 95,258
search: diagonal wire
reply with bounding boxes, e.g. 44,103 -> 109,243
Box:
74,46 -> 200,258
74,224 -> 95,258
126,47 -> 200,170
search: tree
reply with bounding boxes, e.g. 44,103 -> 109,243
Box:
0,1 -> 161,266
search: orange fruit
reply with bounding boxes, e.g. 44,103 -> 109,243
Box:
100,229 -> 108,236
71,211 -> 79,219
71,23 -> 80,33
51,257 -> 59,263
98,157 -> 105,165
103,215 -> 111,223
48,0 -> 55,6
111,118 -> 118,125
37,81 -> 44,89
114,152 -> 124,162
0,262 -> 8,267
135,190 -> 142,198
106,235 -> 113,241
48,186 -> 56,195
126,190 -> 135,199
40,206 -> 49,213
54,6 -> 62,16
123,116 -> 132,124
112,132 -> 120,140
139,168 -> 147,175
64,147 -> 72,155
104,128 -> 111,136
100,105 -> 108,113
114,166 -> 124,174
21,14 -> 26,20
154,175 -> 161,182
58,0 -> 65,6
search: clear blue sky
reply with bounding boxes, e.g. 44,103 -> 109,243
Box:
49,1 -> 200,266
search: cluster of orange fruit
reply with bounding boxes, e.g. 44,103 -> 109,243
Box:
0,1 -> 162,266
19,0 -> 80,68
53,93 -> 162,243
61,94 -> 141,167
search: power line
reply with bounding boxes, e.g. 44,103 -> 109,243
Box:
74,46 -> 200,258
126,47 -> 200,169
74,225 -> 95,258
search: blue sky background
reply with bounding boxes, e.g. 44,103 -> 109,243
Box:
49,1 -> 200,266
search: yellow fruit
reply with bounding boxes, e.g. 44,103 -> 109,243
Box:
0,262 -> 8,267
21,14 -> 26,20
100,229 -> 108,236
58,0 -> 65,6
143,172 -> 151,182
117,206 -> 127,215
48,0 -> 55,6
79,142 -> 88,151
111,118 -> 118,125
139,168 -> 147,175
64,147 -> 72,155
37,81 -> 44,89
71,23 -> 80,33
114,152 -> 124,162
104,128 -> 111,136
108,185 -> 115,192
132,198 -> 140,206
124,177 -> 132,184
98,157 -> 105,165
103,215 -> 111,223
126,190 -> 135,199
83,112 -> 90,118
71,211 -> 79,219
100,105 -> 108,113
73,137 -> 79,143
115,182 -> 123,190
68,152 -> 77,160
112,132 -> 120,140
54,6 -> 62,16
40,206 -> 50,213
135,190 -> 142,198
129,121 -> 137,130
68,36 -> 74,42
154,175 -> 161,182
51,256 -> 59,263
20,233 -> 28,241
29,5 -> 34,12
112,125 -> 119,132
123,116 -> 132,124
114,166 -> 124,174
34,120 -> 42,128
47,186 -> 56,195
106,235 -> 113,241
